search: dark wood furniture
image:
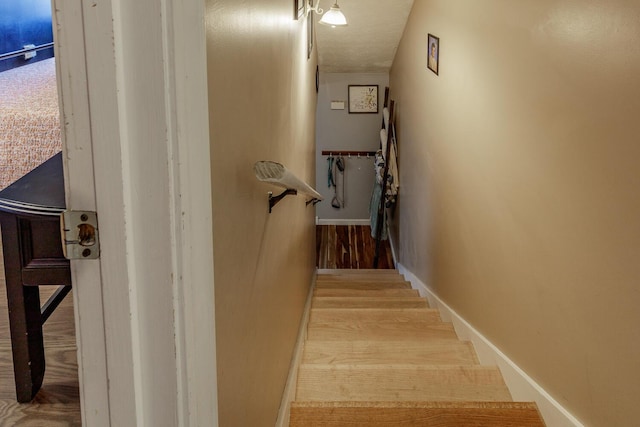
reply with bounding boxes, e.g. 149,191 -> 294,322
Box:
0,152 -> 71,402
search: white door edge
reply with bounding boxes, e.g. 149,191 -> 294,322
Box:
164,0 -> 219,425
54,0 -> 217,425
53,2 -> 112,425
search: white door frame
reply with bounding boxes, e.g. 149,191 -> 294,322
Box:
53,1 -> 217,425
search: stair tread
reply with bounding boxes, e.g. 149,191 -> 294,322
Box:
292,401 -> 539,409
314,288 -> 419,297
316,276 -> 407,283
313,296 -> 428,309
317,271 -> 403,276
290,401 -> 545,427
302,340 -> 479,365
317,269 -> 402,275
315,281 -> 412,289
307,319 -> 457,341
296,365 -> 513,402
309,308 -> 441,324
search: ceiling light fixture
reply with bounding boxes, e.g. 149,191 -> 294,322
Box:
308,1 -> 348,27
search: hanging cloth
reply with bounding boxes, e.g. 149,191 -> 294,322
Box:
328,155 -> 341,208
369,176 -> 387,240
335,155 -> 345,208
327,156 -> 335,188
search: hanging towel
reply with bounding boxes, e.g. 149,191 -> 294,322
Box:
383,107 -> 390,131
379,128 -> 387,159
387,133 -> 399,200
369,176 -> 387,240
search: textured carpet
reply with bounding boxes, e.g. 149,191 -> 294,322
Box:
0,58 -> 61,190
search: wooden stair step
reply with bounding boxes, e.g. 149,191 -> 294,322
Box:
290,401 -> 546,426
312,296 -> 428,309
306,320 -> 458,341
316,278 -> 408,286
315,281 -> 412,290
309,308 -> 441,325
296,365 -> 512,402
316,274 -> 406,283
302,340 -> 479,365
314,287 -> 419,297
317,268 -> 400,276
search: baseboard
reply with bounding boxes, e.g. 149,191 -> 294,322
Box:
386,223 -> 398,268
397,263 -> 585,427
316,218 -> 370,226
275,271 -> 316,427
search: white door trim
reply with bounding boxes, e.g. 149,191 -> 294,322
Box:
164,0 -> 219,425
53,3 -> 112,425
54,0 -> 216,425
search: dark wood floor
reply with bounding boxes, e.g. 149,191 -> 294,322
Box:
316,225 -> 395,269
0,243 -> 81,425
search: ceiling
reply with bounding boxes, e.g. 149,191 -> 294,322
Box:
315,0 -> 415,73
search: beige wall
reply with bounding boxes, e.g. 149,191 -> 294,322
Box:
390,1 -> 640,425
205,1 -> 318,425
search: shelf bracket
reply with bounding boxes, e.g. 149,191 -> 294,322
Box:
269,189 -> 297,213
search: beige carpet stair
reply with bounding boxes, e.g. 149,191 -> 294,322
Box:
288,269 -> 546,426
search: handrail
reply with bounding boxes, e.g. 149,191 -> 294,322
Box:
0,42 -> 54,62
254,161 -> 323,213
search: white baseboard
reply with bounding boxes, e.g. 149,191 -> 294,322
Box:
386,224 -> 398,268
316,218 -> 370,226
275,272 -> 315,427
397,263 -> 585,427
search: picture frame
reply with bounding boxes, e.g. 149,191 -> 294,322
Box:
307,0 -> 314,59
294,0 -> 305,20
427,33 -> 440,75
348,85 -> 379,114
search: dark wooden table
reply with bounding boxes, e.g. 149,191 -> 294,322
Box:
0,152 -> 72,402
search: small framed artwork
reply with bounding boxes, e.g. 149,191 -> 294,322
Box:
427,33 -> 440,75
294,0 -> 305,20
348,85 -> 379,114
307,0 -> 314,58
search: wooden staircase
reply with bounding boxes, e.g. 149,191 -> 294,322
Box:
289,270 -> 546,426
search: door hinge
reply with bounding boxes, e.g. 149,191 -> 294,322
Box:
60,211 -> 100,259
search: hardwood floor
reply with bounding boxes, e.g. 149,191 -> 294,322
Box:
0,243 -> 81,426
316,225 -> 394,269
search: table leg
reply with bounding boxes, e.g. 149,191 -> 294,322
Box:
6,283 -> 45,402
1,214 -> 46,402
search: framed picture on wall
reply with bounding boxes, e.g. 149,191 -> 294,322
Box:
427,33 -> 440,75
307,0 -> 314,58
294,0 -> 305,20
348,85 -> 379,114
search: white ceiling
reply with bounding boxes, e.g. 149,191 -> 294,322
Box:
315,0 -> 415,73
